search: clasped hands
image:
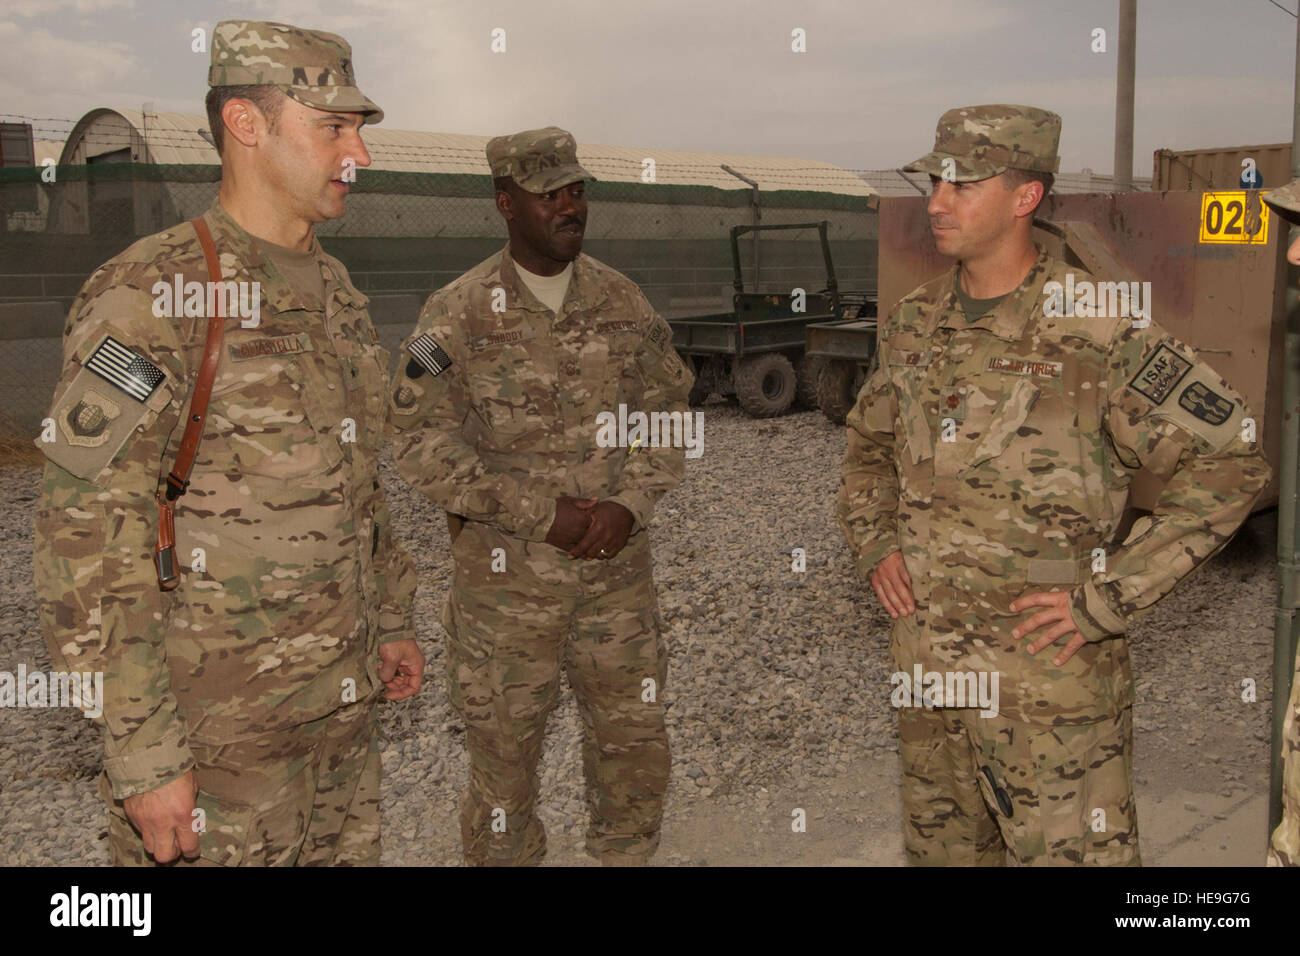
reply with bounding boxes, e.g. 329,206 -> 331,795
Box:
545,495 -> 634,560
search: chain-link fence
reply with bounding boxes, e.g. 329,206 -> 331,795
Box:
0,163 -> 877,439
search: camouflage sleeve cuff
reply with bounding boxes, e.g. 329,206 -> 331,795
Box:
853,541 -> 899,581
501,480 -> 557,543
1071,578 -> 1129,643
605,490 -> 652,531
102,727 -> 197,800
376,605 -> 415,645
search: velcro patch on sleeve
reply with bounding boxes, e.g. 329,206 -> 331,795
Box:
1128,343 -> 1191,405
646,316 -> 672,353
406,333 -> 453,378
41,366 -> 170,483
1177,381 -> 1234,426
1148,362 -> 1242,449
85,335 -> 165,402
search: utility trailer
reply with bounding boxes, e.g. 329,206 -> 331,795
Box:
669,221 -> 873,417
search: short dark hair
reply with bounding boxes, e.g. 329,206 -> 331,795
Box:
204,85 -> 285,155
493,176 -> 516,194
1000,167 -> 1054,212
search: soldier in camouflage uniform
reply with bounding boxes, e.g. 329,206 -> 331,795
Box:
837,105 -> 1270,865
33,20 -> 421,866
391,127 -> 692,866
1263,179 -> 1300,868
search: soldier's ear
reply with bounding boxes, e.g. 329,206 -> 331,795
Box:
221,98 -> 262,151
1015,181 -> 1044,218
494,186 -> 514,222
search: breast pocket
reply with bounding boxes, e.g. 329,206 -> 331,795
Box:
467,340 -> 548,443
352,341 -> 391,451
888,348 -> 936,466
954,376 -> 1041,474
592,329 -> 642,411
208,358 -> 343,480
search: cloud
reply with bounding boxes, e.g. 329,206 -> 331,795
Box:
5,0 -> 134,18
0,21 -> 138,100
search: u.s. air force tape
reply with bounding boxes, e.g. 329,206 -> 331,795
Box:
406,333 -> 453,379
85,335 -> 164,402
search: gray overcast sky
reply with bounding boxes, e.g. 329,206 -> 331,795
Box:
1,0 -> 1295,175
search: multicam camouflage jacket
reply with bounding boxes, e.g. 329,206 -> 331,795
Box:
34,201 -> 417,798
390,246 -> 691,591
1270,648 -> 1300,865
838,248 -> 1271,725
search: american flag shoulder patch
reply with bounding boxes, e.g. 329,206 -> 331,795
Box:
407,333 -> 453,378
84,335 -> 165,402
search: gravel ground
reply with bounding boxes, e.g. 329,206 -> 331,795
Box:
0,402 -> 1279,865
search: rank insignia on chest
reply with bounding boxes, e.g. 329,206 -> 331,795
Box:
406,333 -> 453,379
84,335 -> 164,402
938,386 -> 967,422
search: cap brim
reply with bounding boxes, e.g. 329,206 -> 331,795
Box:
515,163 -> 597,193
1263,179 -> 1300,220
283,86 -> 384,125
903,151 -> 1005,183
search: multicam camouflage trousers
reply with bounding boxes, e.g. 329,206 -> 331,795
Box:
102,700 -> 380,866
1268,649 -> 1300,866
897,705 -> 1140,865
443,572 -> 670,866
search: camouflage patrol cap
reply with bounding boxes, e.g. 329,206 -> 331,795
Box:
905,104 -> 1061,182
486,126 -> 595,194
1263,178 -> 1300,223
209,20 -> 383,124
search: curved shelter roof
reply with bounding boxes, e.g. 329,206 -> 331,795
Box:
59,109 -> 876,197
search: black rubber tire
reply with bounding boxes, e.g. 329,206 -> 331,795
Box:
795,354 -> 828,410
687,356 -> 710,407
734,353 -> 797,418
816,359 -> 859,425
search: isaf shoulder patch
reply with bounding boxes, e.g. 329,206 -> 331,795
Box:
85,335 -> 165,402
406,333 -> 453,379
646,316 -> 672,353
1128,343 -> 1191,405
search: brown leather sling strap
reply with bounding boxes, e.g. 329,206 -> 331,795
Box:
154,215 -> 226,590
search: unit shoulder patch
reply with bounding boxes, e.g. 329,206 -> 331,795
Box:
1177,380 -> 1234,426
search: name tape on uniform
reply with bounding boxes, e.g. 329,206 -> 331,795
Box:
227,333 -> 313,362
407,333 -> 453,378
986,356 -> 1062,379
85,335 -> 164,403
